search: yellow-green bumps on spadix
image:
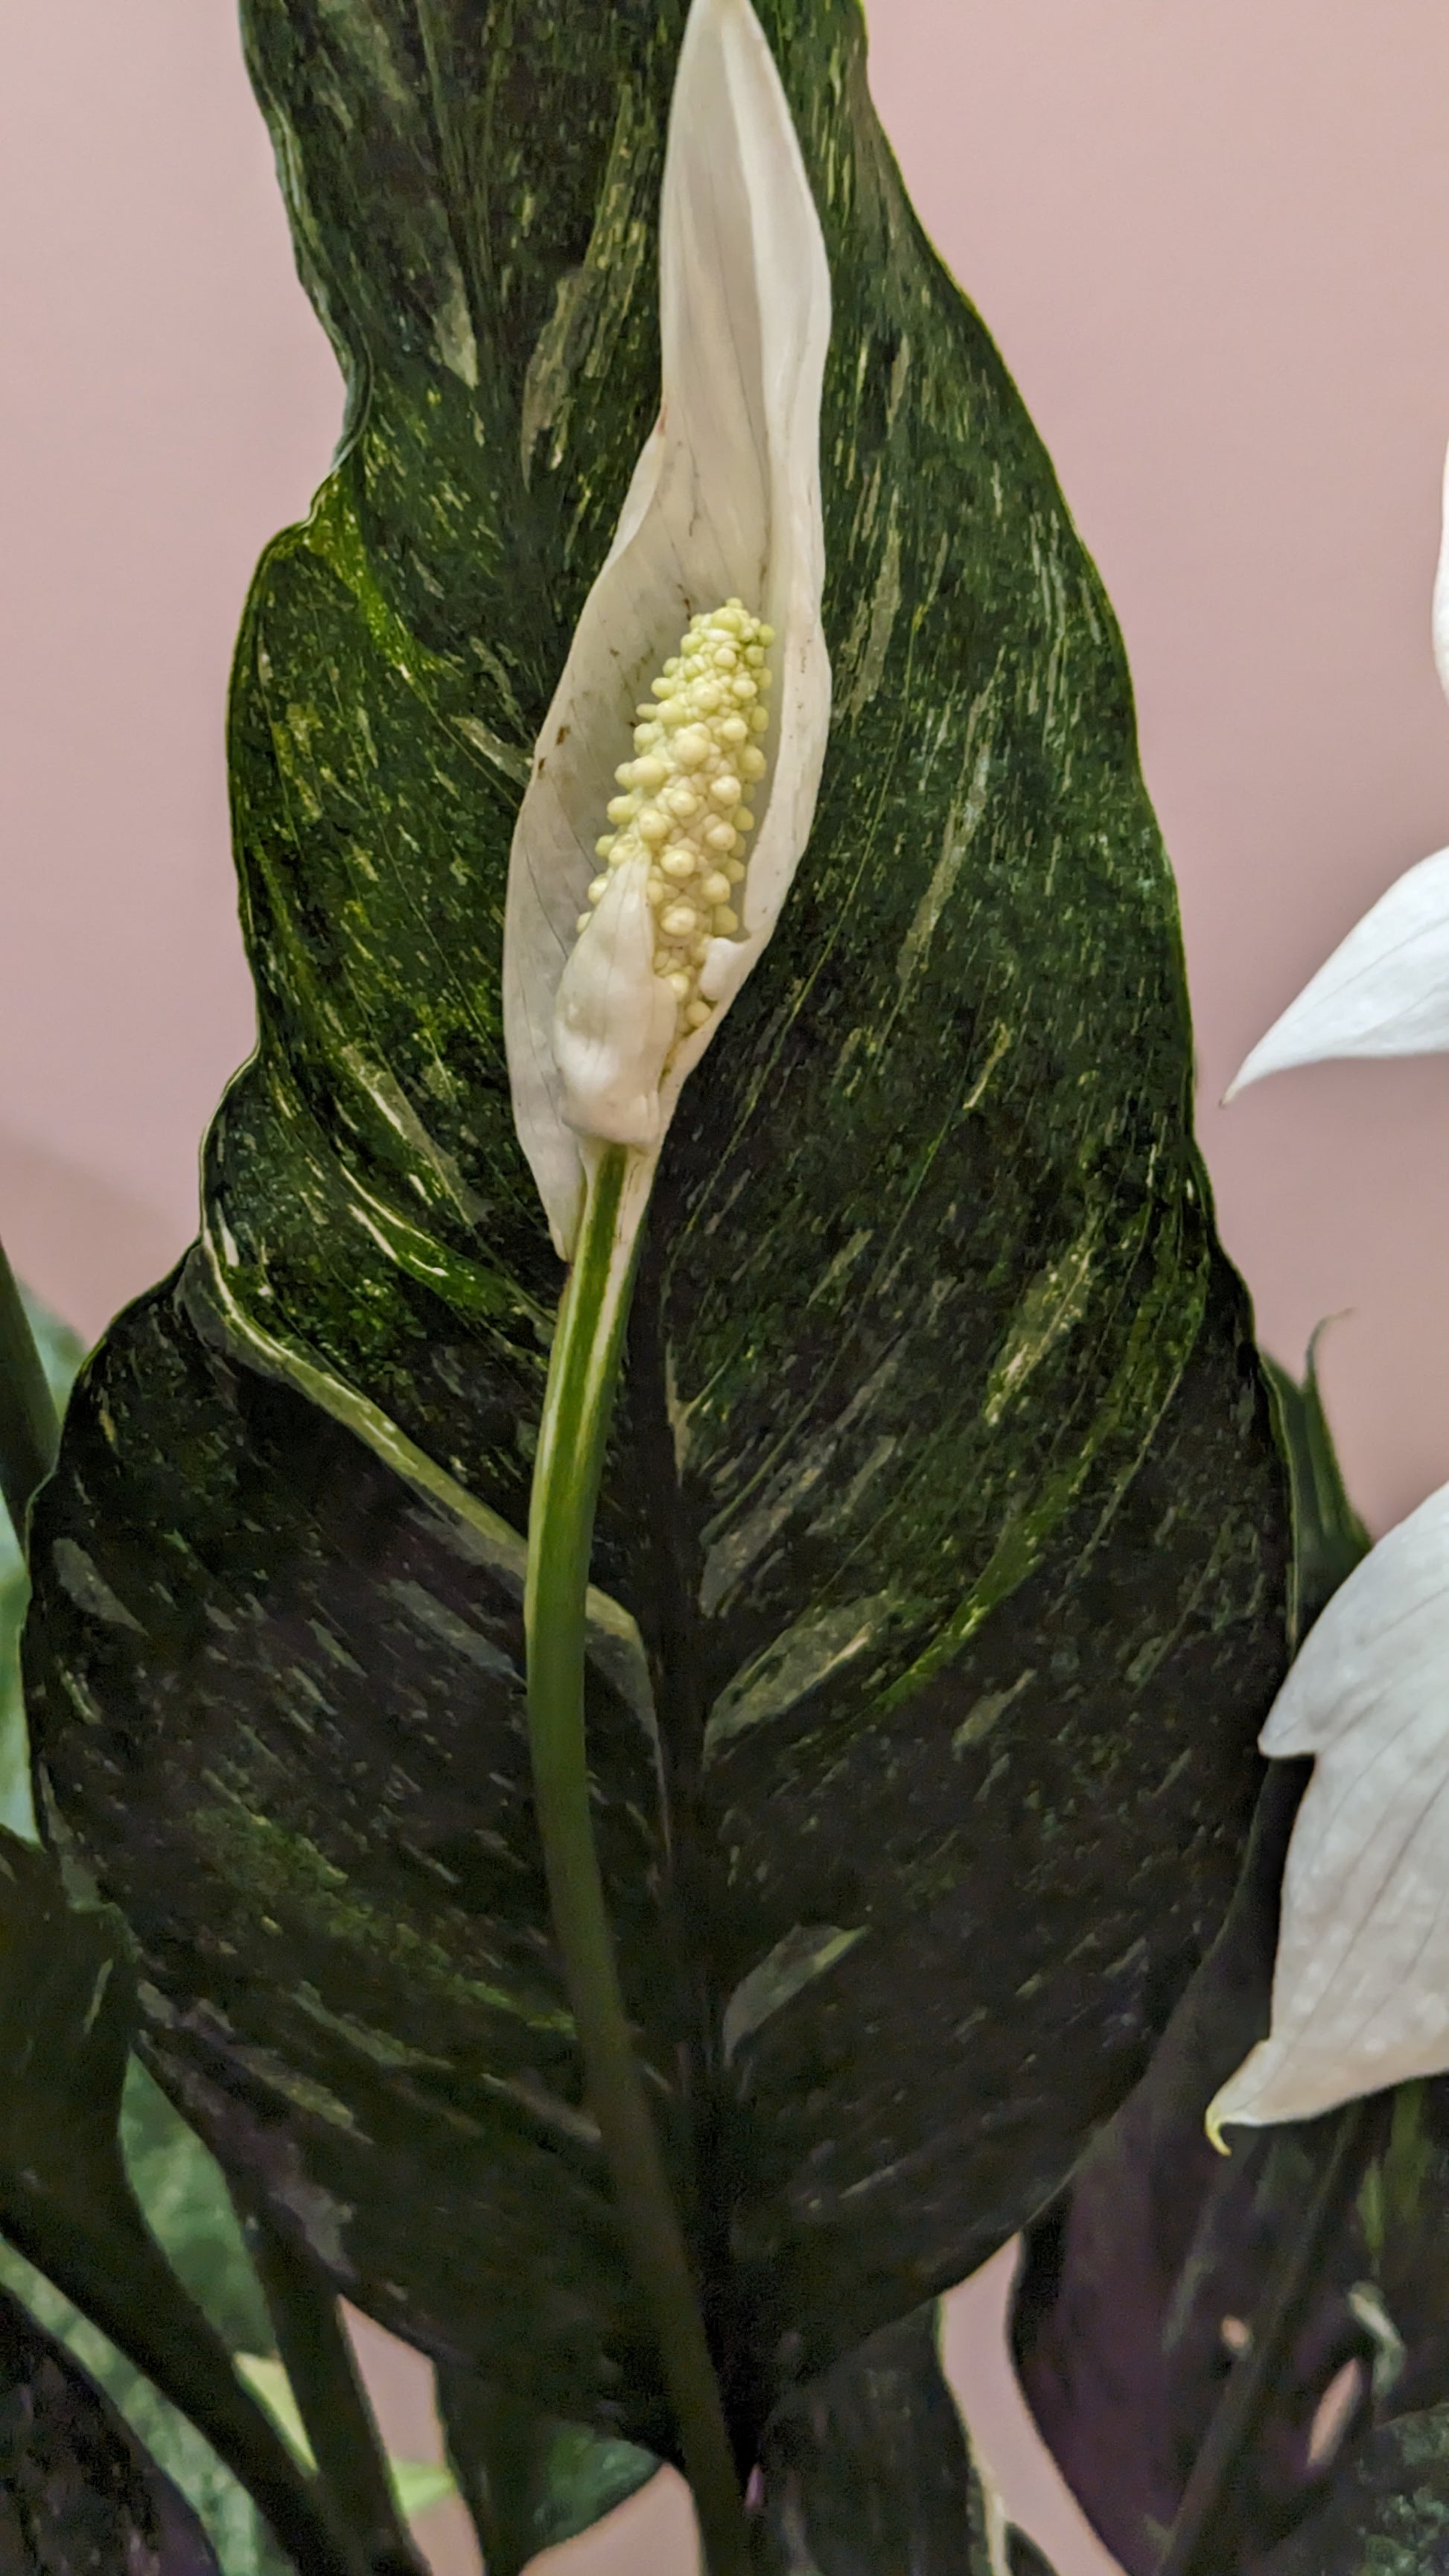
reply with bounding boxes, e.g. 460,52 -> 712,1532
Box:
577,603 -> 774,1051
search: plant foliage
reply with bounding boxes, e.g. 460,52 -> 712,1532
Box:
0,0 -> 1325,2565
19,0 -> 1290,2468
1011,1355 -> 1449,2576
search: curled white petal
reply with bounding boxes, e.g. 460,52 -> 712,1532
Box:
1208,1481 -> 1449,2137
503,0 -> 832,1255
1229,433 -> 1449,1103
1226,848 -> 1449,1097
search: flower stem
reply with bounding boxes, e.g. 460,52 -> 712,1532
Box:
243,2204 -> 427,2576
0,1233 -> 60,1544
525,1142 -> 751,2576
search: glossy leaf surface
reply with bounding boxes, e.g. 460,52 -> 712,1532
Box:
1009,1362 -> 1449,2576
1010,1765 -> 1377,2575
1262,1333 -> 1371,1648
0,2243 -> 287,2576
1261,2404 -> 1449,2574
0,2042 -> 285,2572
438,2371 -> 655,2575
754,2306 -> 990,2576
0,2280 -> 221,2576
25,0 -> 1289,2458
0,1292 -> 81,1837
1253,2087 -> 1449,2570
0,1830 -> 371,2576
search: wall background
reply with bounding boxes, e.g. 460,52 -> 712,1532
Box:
6,1 -> 1449,2567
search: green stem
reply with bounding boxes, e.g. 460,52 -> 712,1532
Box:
525,1142 -> 751,2576
0,1234 -> 60,1544
244,2207 -> 427,2576
436,2369 -> 542,2576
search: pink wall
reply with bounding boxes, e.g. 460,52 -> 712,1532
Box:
7,1 -> 1449,2569
0,0 -> 327,1330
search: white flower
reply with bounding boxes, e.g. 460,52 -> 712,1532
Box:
503,0 -> 832,1259
1207,436 -> 1449,2139
1229,439 -> 1449,1096
1208,1482 -> 1449,2137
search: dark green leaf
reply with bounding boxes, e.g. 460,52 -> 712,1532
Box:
0,1243 -> 60,1549
1022,2066 -> 1449,2576
753,2306 -> 990,2575
1258,2405 -> 1449,2575
0,1829 -> 369,2576
1009,1350 -> 1386,2576
1010,1768 -> 1386,2575
1241,2085 -> 1449,2571
0,1289 -> 82,1837
0,2277 -> 221,2576
241,2210 -> 425,2576
121,2065 -> 276,2366
0,2239 -> 290,2576
0,2062 -> 287,2575
438,2371 -> 655,2575
25,0 -> 1290,2457
1262,1331 -> 1371,1646
1,1300 -> 288,2567
1356,2085 -> 1449,2422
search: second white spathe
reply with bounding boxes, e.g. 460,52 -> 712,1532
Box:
1211,433 -> 1449,2138
1229,436 -> 1449,1098
1227,846 -> 1449,1094
1209,1479 -> 1449,2137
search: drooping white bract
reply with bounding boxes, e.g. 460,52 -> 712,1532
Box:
503,0 -> 831,1258
1208,1482 -> 1449,2138
1229,439 -> 1449,1097
1227,847 -> 1449,1092
1208,439 -> 1449,2142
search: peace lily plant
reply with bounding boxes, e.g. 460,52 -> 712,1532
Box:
1209,445 -> 1449,2144
16,0 -> 1449,2564
504,0 -> 828,2564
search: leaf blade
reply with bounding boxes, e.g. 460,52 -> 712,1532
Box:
24,0 -> 1291,2452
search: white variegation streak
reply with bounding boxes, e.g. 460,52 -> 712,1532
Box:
503,0 -> 832,1257
1208,1482 -> 1449,2136
1229,439 -> 1449,1097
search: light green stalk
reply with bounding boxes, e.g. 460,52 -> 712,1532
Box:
524,1141 -> 751,2576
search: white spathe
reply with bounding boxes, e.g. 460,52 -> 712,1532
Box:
1211,437 -> 1449,2140
1229,438 -> 1449,1097
1227,847 -> 1449,1094
503,0 -> 832,1257
1208,1480 -> 1449,2137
